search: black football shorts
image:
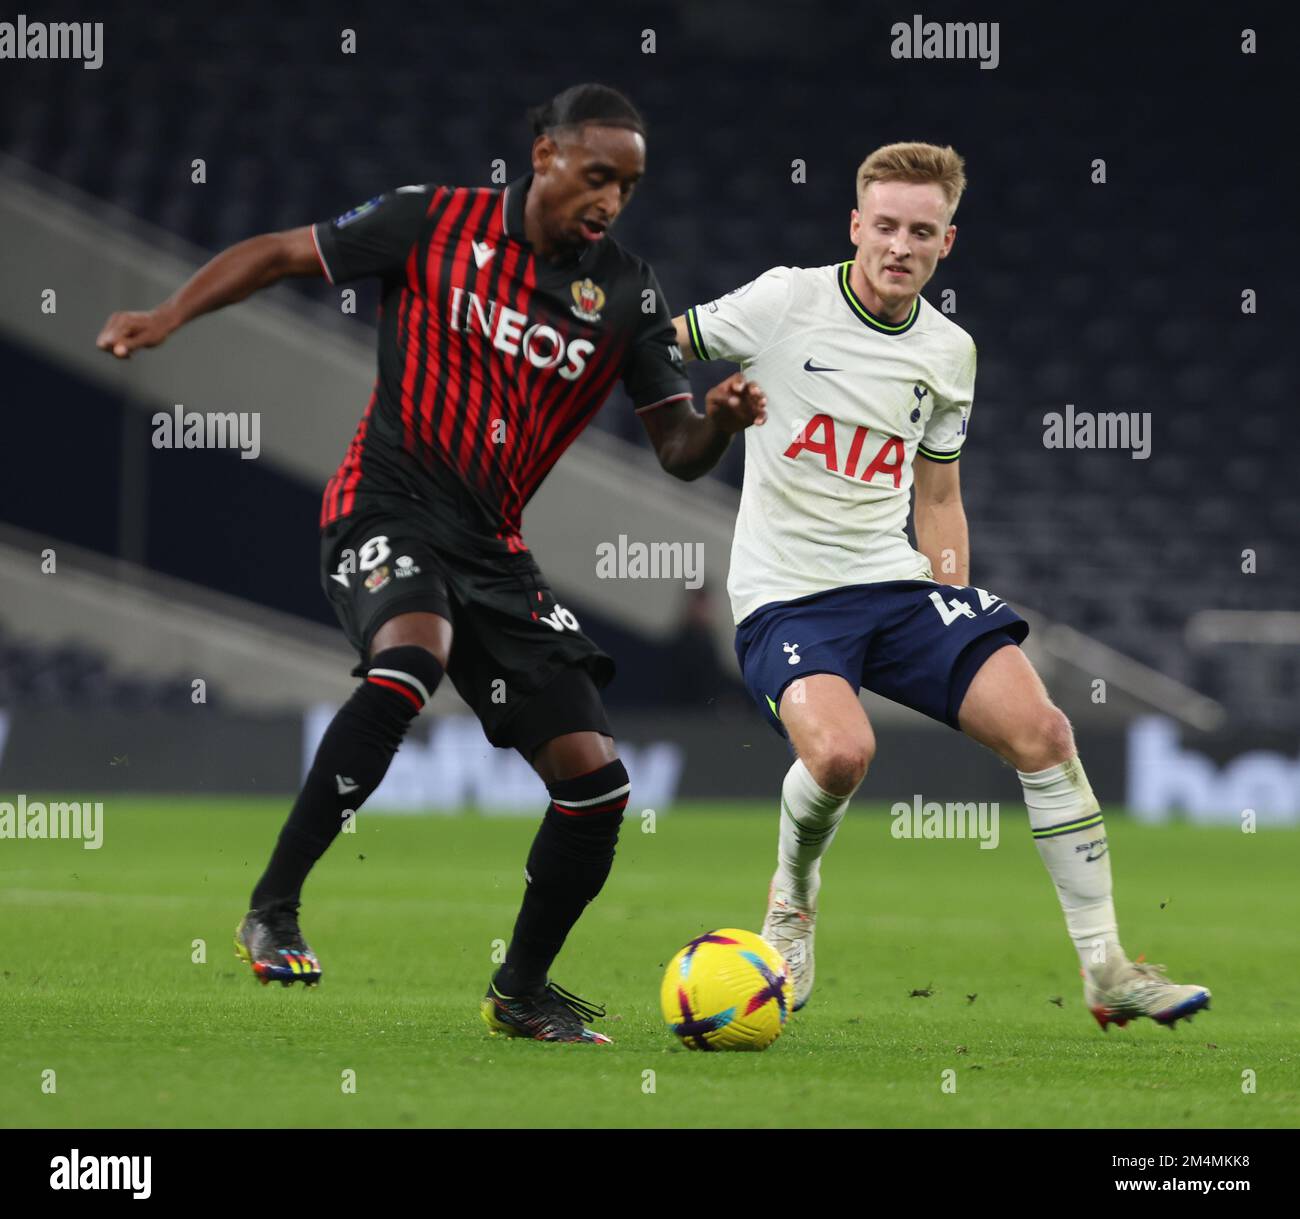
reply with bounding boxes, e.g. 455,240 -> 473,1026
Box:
320,497 -> 614,751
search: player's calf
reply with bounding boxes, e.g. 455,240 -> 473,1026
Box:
492,756 -> 630,998
762,678 -> 872,1010
761,755 -> 864,1011
481,756 -> 627,1043
248,644 -> 445,912
238,644 -> 444,987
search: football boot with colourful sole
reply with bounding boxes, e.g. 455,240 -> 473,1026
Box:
1085,956 -> 1210,1031
234,900 -> 321,987
480,979 -> 611,1043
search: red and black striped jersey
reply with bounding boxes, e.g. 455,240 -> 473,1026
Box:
312,175 -> 692,546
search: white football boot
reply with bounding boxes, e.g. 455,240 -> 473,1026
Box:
761,874 -> 816,1011
1084,954 -> 1211,1031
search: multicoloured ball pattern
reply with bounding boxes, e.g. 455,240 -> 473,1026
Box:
660,928 -> 793,1051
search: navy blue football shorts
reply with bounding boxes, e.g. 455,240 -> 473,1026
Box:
734,580 -> 1030,737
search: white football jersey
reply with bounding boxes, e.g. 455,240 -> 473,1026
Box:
685,263 -> 977,624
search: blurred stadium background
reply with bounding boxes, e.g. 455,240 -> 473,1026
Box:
0,1 -> 1294,820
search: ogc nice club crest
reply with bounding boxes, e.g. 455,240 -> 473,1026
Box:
570,277 -> 605,322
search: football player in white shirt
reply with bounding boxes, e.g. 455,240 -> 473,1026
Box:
672,142 -> 1209,1031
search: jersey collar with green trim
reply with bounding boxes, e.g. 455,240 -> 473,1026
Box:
837,261 -> 919,335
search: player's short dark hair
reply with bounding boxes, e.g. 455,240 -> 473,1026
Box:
528,83 -> 646,139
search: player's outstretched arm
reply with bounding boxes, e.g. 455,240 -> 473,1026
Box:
95,226 -> 324,358
639,373 -> 766,481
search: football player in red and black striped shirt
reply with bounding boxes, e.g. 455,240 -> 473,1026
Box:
97,83 -> 766,1043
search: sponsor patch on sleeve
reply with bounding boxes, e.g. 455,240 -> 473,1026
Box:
335,197 -> 382,228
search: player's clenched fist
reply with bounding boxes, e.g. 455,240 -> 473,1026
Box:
705,373 -> 767,433
95,307 -> 176,359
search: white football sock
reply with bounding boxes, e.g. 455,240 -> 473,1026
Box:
773,759 -> 855,906
1020,756 -> 1127,979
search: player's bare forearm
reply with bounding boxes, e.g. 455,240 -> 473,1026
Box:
640,375 -> 767,481
913,457 -> 969,583
651,409 -> 730,480
916,498 -> 969,584
160,231 -> 318,324
96,226 -> 321,358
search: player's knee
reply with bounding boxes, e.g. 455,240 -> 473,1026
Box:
365,644 -> 445,713
544,757 -> 630,859
805,734 -> 873,797
369,613 -> 452,668
1009,705 -> 1075,772
328,646 -> 445,758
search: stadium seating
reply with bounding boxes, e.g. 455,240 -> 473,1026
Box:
0,624 -> 214,709
1,2 -> 1291,724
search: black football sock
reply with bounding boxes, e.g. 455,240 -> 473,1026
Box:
249,646 -> 443,909
493,759 -> 630,996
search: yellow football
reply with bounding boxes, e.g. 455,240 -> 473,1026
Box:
660,928 -> 793,1051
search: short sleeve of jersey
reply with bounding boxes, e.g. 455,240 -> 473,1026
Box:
683,266 -> 795,364
623,266 -> 693,413
311,186 -> 433,285
918,339 -> 976,463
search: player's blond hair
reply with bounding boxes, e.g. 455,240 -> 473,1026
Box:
856,143 -> 967,222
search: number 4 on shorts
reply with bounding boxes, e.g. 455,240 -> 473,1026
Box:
928,587 -> 1001,626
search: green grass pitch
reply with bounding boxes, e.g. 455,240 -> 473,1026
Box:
2,798 -> 1296,1128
